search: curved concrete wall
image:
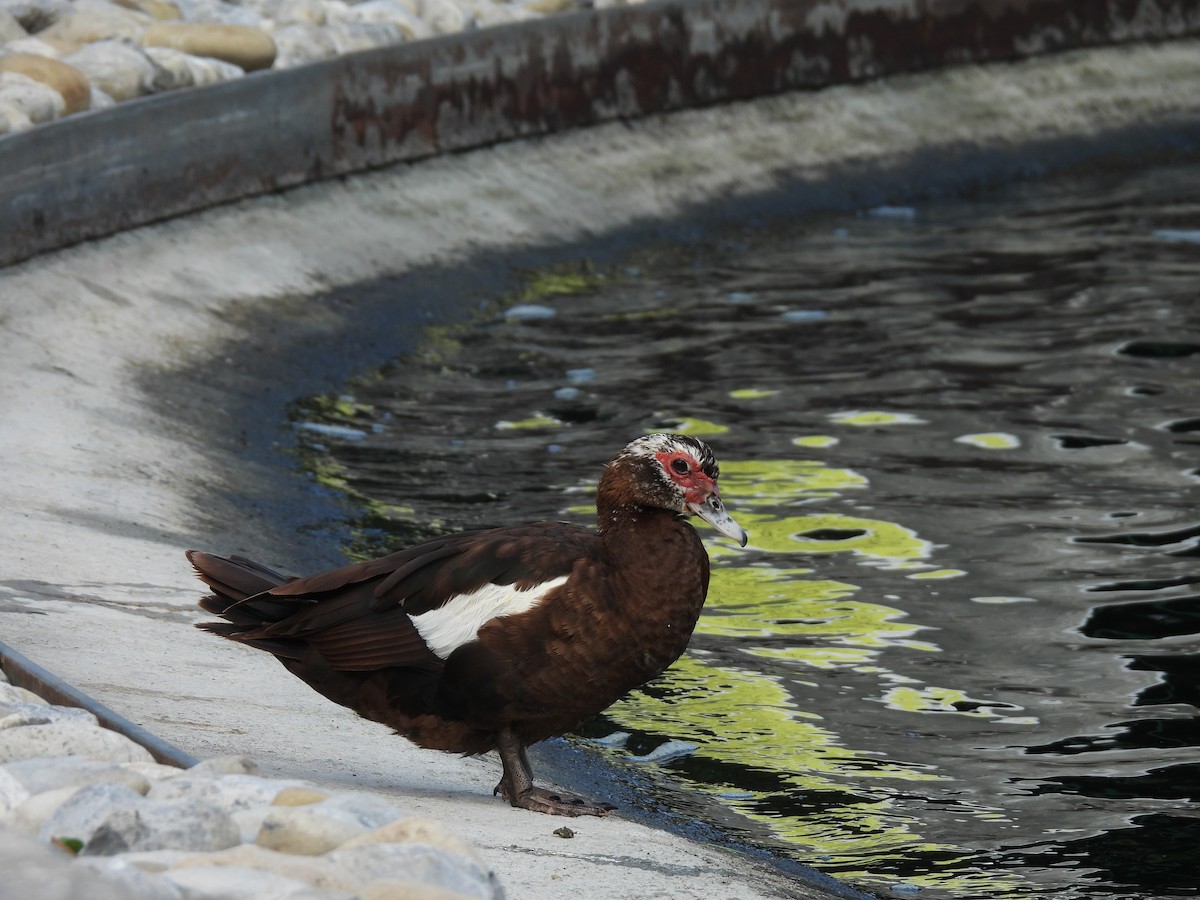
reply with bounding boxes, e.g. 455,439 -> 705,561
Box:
3,0 -> 1200,267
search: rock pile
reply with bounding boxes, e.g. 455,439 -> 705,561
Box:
0,666 -> 505,899
0,0 -> 616,135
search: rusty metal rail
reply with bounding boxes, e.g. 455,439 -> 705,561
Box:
0,639 -> 198,769
2,0 -> 1200,267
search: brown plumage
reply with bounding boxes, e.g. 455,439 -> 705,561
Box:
190,433 -> 747,816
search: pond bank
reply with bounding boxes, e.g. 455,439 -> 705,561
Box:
2,38 -> 1200,898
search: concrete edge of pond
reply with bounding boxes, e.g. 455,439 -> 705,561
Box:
3,39 -> 1200,898
4,0 -> 1200,268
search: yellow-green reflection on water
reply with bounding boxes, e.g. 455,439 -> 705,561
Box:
954,432 -> 1022,450
792,435 -> 840,448
518,267 -> 602,302
608,654 -> 939,851
595,449 -> 1025,896
907,568 -> 967,580
494,413 -> 563,430
718,459 -> 867,502
697,566 -> 936,664
729,388 -> 781,399
607,650 -> 1020,894
727,511 -> 933,566
668,417 -> 730,436
828,410 -> 929,426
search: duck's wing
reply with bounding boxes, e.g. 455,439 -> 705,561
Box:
272,520 -> 591,615
193,522 -> 595,672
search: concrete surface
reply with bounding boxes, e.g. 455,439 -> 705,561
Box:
3,39 -> 1200,898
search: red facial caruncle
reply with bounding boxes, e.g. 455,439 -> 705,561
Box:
656,449 -> 717,504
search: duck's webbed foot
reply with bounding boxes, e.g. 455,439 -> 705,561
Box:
494,728 -> 616,817
495,782 -> 615,817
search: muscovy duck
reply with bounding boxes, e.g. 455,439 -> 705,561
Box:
189,433 -> 747,816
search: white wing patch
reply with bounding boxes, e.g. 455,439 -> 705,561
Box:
410,576 -> 568,659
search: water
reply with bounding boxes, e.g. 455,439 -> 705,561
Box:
293,160 -> 1200,899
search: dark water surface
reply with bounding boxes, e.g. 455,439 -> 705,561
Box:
294,161 -> 1200,899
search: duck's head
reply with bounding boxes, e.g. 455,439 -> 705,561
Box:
600,433 -> 748,546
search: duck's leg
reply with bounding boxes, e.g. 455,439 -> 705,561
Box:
493,726 -> 615,817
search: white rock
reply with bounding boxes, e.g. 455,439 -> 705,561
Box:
329,0 -> 427,38
0,720 -> 154,764
0,6 -> 26,41
187,53 -> 245,86
3,756 -> 152,794
0,825 -> 130,900
0,0 -> 70,32
0,96 -> 30,130
0,701 -> 98,729
0,684 -> 48,705
149,772 -> 299,810
38,1 -> 151,45
275,0 -> 326,25
267,21 -> 336,67
9,785 -> 79,834
139,43 -> 193,87
73,855 -> 186,900
73,0 -> 152,18
86,797 -> 242,855
328,842 -> 499,898
116,848 -> 193,872
325,19 -> 405,53
142,46 -> 242,88
122,761 -> 190,783
162,865 -> 353,899
228,0 -> 279,15
188,756 -> 259,777
38,781 -> 142,843
65,38 -> 167,100
257,805 -> 371,856
168,843 -> 349,890
340,816 -> 479,859
357,878 -> 490,900
0,765 -> 30,816
314,793 -> 405,830
231,804 -> 274,843
37,781 -> 240,854
0,36 -> 60,57
171,0 -> 263,26
89,83 -> 114,107
446,0 -> 511,27
415,0 -> 464,34
253,790 -> 404,854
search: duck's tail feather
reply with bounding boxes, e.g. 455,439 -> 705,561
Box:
187,549 -> 308,643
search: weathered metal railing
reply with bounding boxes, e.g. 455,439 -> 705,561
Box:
3,0 -> 1200,267
0,640 -> 199,769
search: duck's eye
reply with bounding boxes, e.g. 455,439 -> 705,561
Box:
670,458 -> 690,475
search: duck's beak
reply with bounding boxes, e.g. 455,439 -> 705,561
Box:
688,493 -> 748,547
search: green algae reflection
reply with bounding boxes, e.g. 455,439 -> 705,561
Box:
699,566 -> 939,667
717,458 -> 867,503
603,654 -> 1021,896
595,445 -> 1022,896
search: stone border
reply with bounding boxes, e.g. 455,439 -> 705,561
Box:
4,0 -> 1200,267
0,661 -> 507,899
